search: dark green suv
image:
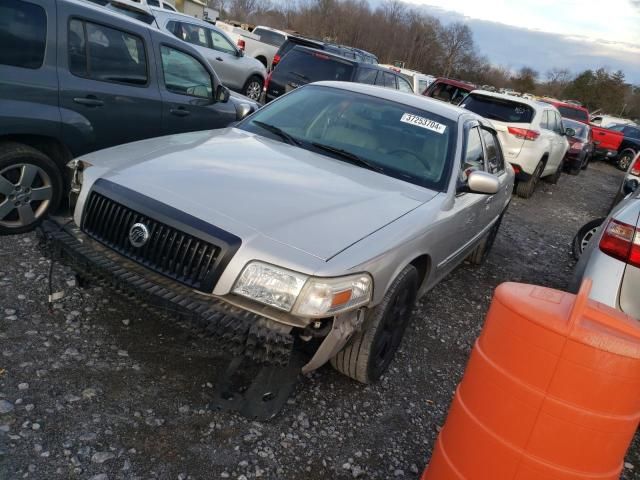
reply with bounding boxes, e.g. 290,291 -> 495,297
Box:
0,0 -> 258,235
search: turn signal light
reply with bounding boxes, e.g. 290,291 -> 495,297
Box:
599,218 -> 640,267
508,127 -> 540,141
630,153 -> 640,176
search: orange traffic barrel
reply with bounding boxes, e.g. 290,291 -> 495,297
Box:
422,280 -> 640,480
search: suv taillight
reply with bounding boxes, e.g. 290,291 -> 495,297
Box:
599,219 -> 640,267
630,153 -> 640,176
507,127 -> 540,141
264,71 -> 272,92
237,39 -> 246,50
272,54 -> 281,68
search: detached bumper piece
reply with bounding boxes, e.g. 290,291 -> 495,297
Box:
40,218 -> 293,366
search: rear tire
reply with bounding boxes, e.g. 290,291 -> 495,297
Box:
0,142 -> 62,236
581,153 -> 590,170
331,265 -> 418,384
468,211 -> 505,265
515,160 -> 543,198
544,159 -> 563,184
572,218 -> 605,260
243,75 -> 263,101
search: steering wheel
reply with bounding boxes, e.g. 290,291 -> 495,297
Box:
388,149 -> 431,175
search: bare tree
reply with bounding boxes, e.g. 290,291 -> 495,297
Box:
439,22 -> 474,78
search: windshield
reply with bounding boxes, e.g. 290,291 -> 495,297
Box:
238,85 -> 456,190
461,94 -> 534,123
557,106 -> 589,123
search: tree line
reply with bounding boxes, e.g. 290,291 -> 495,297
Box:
212,0 -> 640,120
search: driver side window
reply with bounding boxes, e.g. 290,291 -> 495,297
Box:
461,127 -> 484,182
160,46 -> 212,98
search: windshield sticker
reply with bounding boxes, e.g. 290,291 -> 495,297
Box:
400,113 -> 447,134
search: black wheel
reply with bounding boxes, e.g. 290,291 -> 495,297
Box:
572,218 -> 605,260
331,265 -> 418,384
0,143 -> 62,235
243,75 -> 263,101
581,153 -> 590,170
468,211 -> 505,265
515,160 -> 544,198
544,159 -> 563,184
617,150 -> 636,171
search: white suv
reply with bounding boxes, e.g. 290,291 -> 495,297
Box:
461,91 -> 570,198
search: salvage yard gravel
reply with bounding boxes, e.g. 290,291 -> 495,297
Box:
1,161 -> 638,479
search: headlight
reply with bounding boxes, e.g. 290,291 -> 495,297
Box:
232,261 -> 373,317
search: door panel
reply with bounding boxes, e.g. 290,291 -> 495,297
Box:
57,9 -> 162,156
208,29 -> 245,90
157,44 -> 236,134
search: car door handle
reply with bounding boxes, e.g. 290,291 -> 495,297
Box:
73,96 -> 104,107
215,57 -> 224,62
169,107 -> 190,117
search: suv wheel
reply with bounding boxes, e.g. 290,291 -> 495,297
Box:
243,75 -> 263,101
331,265 -> 418,384
515,160 -> 544,198
572,218 -> 605,260
0,143 -> 62,235
544,159 -> 564,184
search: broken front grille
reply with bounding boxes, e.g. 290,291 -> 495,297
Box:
80,181 -> 240,292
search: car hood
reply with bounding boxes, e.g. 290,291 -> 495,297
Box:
83,129 -> 436,261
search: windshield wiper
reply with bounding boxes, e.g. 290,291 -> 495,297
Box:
311,142 -> 384,173
252,121 -> 301,146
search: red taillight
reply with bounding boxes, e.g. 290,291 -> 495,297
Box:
263,71 -> 272,92
237,39 -> 246,51
272,54 -> 281,68
630,153 -> 640,176
570,141 -> 584,152
508,127 -> 540,141
599,219 -> 640,267
313,52 -> 330,60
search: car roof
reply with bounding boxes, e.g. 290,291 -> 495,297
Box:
253,25 -> 289,36
150,8 -> 232,38
470,89 -> 557,111
540,98 -> 589,113
312,81 -> 480,122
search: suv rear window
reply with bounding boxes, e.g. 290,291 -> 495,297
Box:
275,50 -> 354,83
461,95 -> 534,123
0,0 -> 47,69
556,106 -> 589,123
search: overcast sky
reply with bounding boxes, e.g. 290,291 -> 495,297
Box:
401,0 -> 640,83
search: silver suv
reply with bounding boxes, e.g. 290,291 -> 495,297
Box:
153,9 -> 266,100
44,83 -> 514,383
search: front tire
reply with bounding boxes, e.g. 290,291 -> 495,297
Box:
331,265 -> 418,384
0,143 -> 62,235
468,211 -> 505,265
617,150 -> 636,171
243,75 -> 263,101
572,218 -> 605,260
515,160 -> 544,198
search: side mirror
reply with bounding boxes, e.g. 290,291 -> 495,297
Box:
623,178 -> 639,195
467,171 -> 500,195
565,127 -> 576,137
236,102 -> 253,120
216,84 -> 230,103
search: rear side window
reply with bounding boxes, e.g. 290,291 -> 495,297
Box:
557,106 -> 589,123
481,129 -> 504,174
397,76 -> 414,93
382,72 -> 396,89
355,68 -> 378,85
461,95 -> 534,123
69,19 -> 147,86
276,50 -> 354,83
0,0 -> 47,69
179,23 -> 211,49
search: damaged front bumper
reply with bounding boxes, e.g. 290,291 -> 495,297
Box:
39,217 -> 362,372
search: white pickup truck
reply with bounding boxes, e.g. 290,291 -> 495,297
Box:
216,22 -> 288,69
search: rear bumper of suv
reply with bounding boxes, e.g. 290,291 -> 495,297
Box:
39,217 -> 294,366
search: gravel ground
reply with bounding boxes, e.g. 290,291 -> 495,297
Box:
0,160 -> 638,480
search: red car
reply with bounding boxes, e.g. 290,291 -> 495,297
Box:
422,78 -> 474,104
562,118 -> 594,174
540,99 -> 624,161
